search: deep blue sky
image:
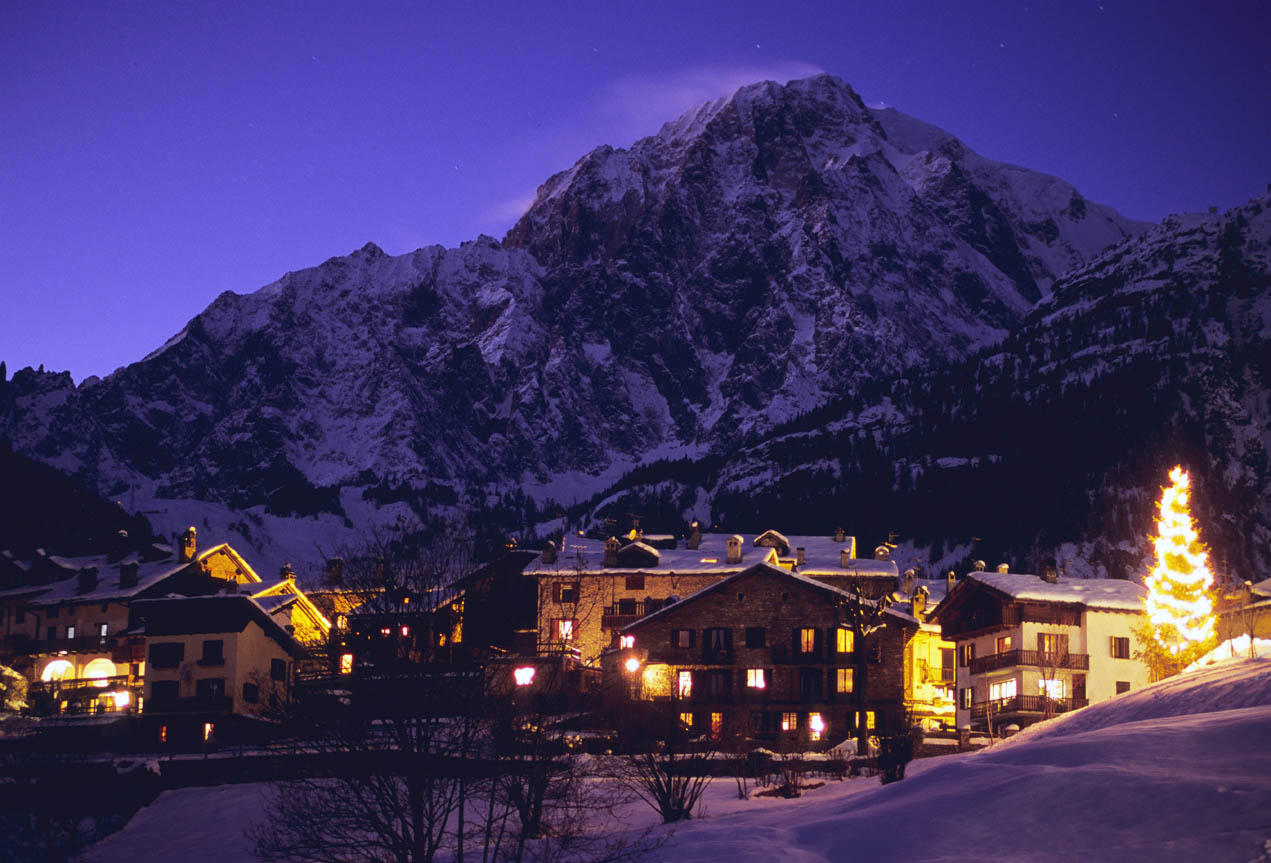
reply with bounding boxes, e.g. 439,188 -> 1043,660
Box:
3,0 -> 1267,382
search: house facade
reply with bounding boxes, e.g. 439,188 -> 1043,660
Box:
600,562 -> 915,747
932,568 -> 1150,732
524,529 -> 895,668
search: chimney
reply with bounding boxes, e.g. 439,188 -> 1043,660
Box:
280,563 -> 296,582
996,563 -> 1009,573
903,568 -> 915,596
726,535 -> 743,564
119,561 -> 139,589
542,540 -> 557,564
324,557 -> 345,586
840,549 -> 853,569
912,586 -> 928,618
1041,560 -> 1059,584
603,537 -> 620,568
178,526 -> 197,563
946,570 -> 956,592
77,566 -> 98,594
972,560 -> 986,572
796,547 -> 806,567
874,545 -> 891,561
687,520 -> 701,550
834,527 -> 845,543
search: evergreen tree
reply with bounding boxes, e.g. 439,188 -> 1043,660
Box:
1136,466 -> 1218,679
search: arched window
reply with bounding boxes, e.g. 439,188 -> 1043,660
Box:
83,657 -> 117,686
41,659 -> 73,681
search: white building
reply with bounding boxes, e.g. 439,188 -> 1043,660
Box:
931,568 -> 1150,732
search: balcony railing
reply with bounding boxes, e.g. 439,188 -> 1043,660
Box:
4,634 -> 117,655
969,649 -> 1089,675
970,694 -> 1089,719
601,602 -> 652,630
31,674 -> 132,694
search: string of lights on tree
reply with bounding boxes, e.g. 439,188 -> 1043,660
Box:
1143,466 -> 1216,654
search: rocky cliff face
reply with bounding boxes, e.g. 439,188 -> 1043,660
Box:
0,74 -> 1152,573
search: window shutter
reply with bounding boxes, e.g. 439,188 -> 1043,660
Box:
552,583 -> 562,603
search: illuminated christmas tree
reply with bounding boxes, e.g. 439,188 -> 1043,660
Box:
1140,466 -> 1217,676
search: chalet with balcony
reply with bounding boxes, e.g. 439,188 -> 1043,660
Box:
524,528 -> 895,668
930,566 -> 1150,732
0,528 -> 264,718
599,561 -> 916,747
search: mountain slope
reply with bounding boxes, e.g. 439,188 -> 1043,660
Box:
0,75 -> 1148,572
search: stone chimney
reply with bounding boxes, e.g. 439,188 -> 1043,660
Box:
996,563 -> 1009,573
119,561 -> 139,589
903,568 -> 915,596
874,545 -> 891,561
542,540 -> 557,564
178,526 -> 197,563
972,559 -> 986,572
726,535 -> 743,564
324,557 -> 345,586
912,585 -> 928,618
77,566 -> 98,594
687,520 -> 701,550
834,527 -> 845,543
840,549 -> 853,569
946,570 -> 956,592
1041,561 -> 1059,584
280,563 -> 296,582
796,547 -> 806,567
603,537 -> 620,568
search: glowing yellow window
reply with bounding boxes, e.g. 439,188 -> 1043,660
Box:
339,653 -> 354,674
555,619 -> 575,641
710,712 -> 723,735
866,711 -> 876,730
677,670 -> 693,699
808,712 -> 825,741
746,668 -> 766,689
836,667 -> 853,693
836,627 -> 853,653
203,722 -> 214,742
619,634 -> 635,649
799,628 -> 817,654
679,712 -> 693,727
781,711 -> 798,732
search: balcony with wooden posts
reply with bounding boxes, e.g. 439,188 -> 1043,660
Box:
969,649 -> 1090,675
970,694 -> 1089,720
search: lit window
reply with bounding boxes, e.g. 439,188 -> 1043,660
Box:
619,635 -> 635,649
513,666 -> 536,686
799,628 -> 817,654
400,625 -> 411,637
203,722 -> 214,742
710,712 -> 723,736
746,668 -> 766,689
679,712 -> 693,727
41,659 -> 73,681
336,614 -> 347,630
555,619 -> 575,641
159,725 -> 167,744
866,711 -> 875,730
808,712 -> 825,741
112,691 -> 131,710
836,668 -> 853,693
66,625 -> 76,639
677,670 -> 693,699
989,678 -> 1017,701
624,656 -> 641,673
380,627 -> 392,637
339,653 -> 354,674
83,657 -> 116,686
995,635 -> 1012,653
781,712 -> 798,732
1038,678 -> 1066,699
836,628 -> 853,653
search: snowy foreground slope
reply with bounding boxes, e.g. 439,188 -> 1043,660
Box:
80,658 -> 1271,863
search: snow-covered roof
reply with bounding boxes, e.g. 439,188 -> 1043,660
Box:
523,532 -> 895,578
623,562 -> 916,631
965,571 -> 1146,611
0,555 -> 193,605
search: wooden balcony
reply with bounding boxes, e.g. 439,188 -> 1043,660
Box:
144,695 -> 234,714
601,601 -> 654,630
969,649 -> 1089,675
970,694 -> 1089,719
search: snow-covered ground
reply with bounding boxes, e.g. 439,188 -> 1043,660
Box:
79,656 -> 1271,863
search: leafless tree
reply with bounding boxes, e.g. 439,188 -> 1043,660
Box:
837,576 -> 893,755
613,710 -> 714,823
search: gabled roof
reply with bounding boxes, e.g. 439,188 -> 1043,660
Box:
131,594 -> 306,657
753,530 -> 791,555
250,578 -> 333,633
622,562 -> 916,632
933,571 -> 1145,621
523,534 -> 777,576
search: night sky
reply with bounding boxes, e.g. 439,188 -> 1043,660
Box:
2,0 -> 1267,382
